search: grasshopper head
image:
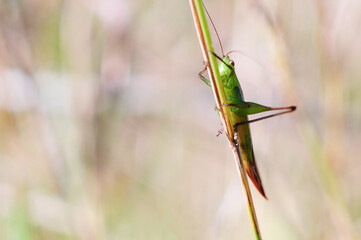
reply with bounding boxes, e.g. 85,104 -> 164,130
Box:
218,56 -> 237,88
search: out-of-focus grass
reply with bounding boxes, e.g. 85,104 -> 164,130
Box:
0,0 -> 360,239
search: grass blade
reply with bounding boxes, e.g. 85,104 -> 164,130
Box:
188,0 -> 262,239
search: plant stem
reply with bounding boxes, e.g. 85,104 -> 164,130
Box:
188,0 -> 262,239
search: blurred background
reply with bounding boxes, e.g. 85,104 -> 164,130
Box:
0,0 -> 360,239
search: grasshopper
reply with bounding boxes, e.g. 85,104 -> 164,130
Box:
198,4 -> 296,198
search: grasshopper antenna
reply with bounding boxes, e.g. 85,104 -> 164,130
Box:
226,50 -> 270,74
202,1 -> 225,57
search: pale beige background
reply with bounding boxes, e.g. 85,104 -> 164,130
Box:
0,0 -> 360,239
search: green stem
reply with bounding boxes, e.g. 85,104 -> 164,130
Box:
189,1 -> 262,239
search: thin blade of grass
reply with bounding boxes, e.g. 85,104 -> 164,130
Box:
188,0 -> 262,239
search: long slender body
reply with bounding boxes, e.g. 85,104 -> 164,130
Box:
200,54 -> 295,199
219,57 -> 266,198
200,56 -> 270,198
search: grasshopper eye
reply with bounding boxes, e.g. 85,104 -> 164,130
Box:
230,60 -> 235,66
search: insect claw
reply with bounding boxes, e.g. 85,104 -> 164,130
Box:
216,126 -> 224,137
234,140 -> 239,147
215,105 -> 223,112
233,129 -> 239,146
233,126 -> 238,136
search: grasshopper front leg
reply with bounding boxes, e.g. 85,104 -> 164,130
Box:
198,65 -> 212,87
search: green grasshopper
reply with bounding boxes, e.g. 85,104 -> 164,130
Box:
199,5 -> 296,199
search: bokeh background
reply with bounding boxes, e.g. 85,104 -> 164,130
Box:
0,0 -> 360,239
